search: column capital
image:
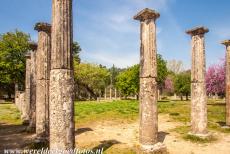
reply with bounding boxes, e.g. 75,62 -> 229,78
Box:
186,26 -> 209,36
221,40 -> 230,46
29,42 -> 38,51
34,22 -> 51,33
134,8 -> 160,21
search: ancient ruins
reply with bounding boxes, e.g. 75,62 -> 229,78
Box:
28,42 -> 37,132
34,22 -> 51,140
186,27 -> 209,137
49,0 -> 75,149
134,8 -> 166,153
222,40 -> 230,127
10,0 -> 230,153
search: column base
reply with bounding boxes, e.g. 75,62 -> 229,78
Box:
188,132 -> 212,139
139,143 -> 167,154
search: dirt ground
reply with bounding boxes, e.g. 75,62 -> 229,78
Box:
76,115 -> 230,154
1,115 -> 230,154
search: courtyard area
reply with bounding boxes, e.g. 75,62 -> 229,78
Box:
1,100 -> 230,154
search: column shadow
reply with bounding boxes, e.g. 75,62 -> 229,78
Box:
75,127 -> 93,135
91,139 -> 121,152
158,131 -> 169,142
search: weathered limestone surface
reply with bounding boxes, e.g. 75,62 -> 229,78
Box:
222,40 -> 230,126
15,91 -> 24,112
15,91 -> 20,111
50,0 -> 75,149
134,8 -> 166,153
186,27 -> 209,136
34,22 -> 51,139
49,69 -> 75,149
28,43 -> 38,131
22,53 -> 31,124
19,92 -> 25,113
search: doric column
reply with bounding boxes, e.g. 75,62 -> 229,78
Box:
34,23 -> 51,140
28,42 -> 38,132
222,40 -> 230,127
104,88 -> 107,100
21,52 -> 31,125
115,88 -> 117,100
110,87 -> 112,100
186,27 -> 209,137
134,8 -> 166,153
50,0 -> 75,149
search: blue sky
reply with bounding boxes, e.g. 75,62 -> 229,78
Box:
0,0 -> 230,69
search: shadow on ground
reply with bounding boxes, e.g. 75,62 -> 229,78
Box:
75,127 -> 93,135
92,140 -> 121,152
158,131 -> 170,142
207,103 -> 225,106
0,123 -> 33,153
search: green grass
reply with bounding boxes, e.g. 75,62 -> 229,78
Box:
183,134 -> 217,143
75,100 -> 139,125
0,103 -> 22,124
0,99 -> 229,145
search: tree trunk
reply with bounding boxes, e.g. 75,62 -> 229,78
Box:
186,94 -> 189,100
180,94 -> 183,101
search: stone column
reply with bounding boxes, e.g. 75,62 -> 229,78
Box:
34,23 -> 51,140
110,87 -> 112,100
115,88 -> 117,100
222,40 -> 230,127
28,42 -> 38,132
186,27 -> 209,137
21,52 -> 31,125
50,0 -> 75,149
104,88 -> 107,100
134,8 -> 166,153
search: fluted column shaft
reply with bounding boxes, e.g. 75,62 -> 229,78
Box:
28,43 -> 38,132
222,40 -> 230,126
187,27 -> 209,135
35,23 -> 51,139
50,0 -> 75,149
21,53 -> 31,124
134,9 -> 167,153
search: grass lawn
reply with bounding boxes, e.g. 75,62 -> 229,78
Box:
0,103 -> 21,125
0,99 -> 229,147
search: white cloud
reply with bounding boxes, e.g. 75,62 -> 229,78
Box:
81,50 -> 139,68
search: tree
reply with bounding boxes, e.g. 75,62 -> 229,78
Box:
73,41 -> 81,64
174,71 -> 191,100
157,54 -> 168,88
115,65 -> 139,98
164,76 -> 174,94
167,59 -> 184,74
109,64 -> 123,86
0,30 -> 30,98
74,63 -> 110,100
206,60 -> 225,96
115,54 -> 167,98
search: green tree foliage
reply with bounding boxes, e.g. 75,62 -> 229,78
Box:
115,65 -> 139,98
74,63 -> 110,98
73,41 -> 81,64
174,71 -> 191,100
0,30 -> 30,97
157,54 -> 168,88
109,64 -> 124,86
115,54 -> 168,98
